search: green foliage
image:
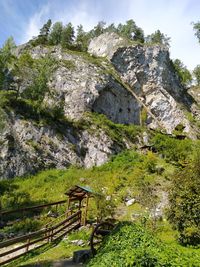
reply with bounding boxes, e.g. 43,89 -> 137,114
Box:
38,19 -> 52,45
193,21 -> 200,44
167,150 -> 200,246
67,228 -> 91,242
84,112 -> 142,147
0,36 -> 16,89
1,191 -> 32,210
193,64 -> 200,85
117,19 -> 144,43
172,59 -> 192,87
105,23 -> 117,33
61,23 -> 75,49
87,222 -> 200,266
48,21 -> 63,45
61,59 -> 76,70
3,218 -> 42,236
92,21 -> 106,37
146,30 -> 170,47
22,55 -> 58,103
75,24 -> 90,51
151,133 -> 193,164
95,195 -> 116,222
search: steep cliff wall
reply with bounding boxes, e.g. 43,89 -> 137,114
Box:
0,33 -> 199,179
89,32 -> 199,136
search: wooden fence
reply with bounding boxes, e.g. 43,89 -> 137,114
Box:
0,210 -> 82,266
0,200 -> 67,220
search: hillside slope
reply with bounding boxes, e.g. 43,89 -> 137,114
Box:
0,33 -> 199,179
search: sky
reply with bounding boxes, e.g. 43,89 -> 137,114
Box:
0,0 -> 200,70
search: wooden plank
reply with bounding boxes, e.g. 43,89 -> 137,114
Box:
53,223 -> 81,242
0,209 -> 82,265
52,219 -> 79,237
0,232 -> 51,258
52,210 -> 81,230
0,211 -> 81,249
0,228 -> 47,248
0,242 -> 45,266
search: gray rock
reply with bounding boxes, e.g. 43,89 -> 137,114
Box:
1,33 -> 199,179
126,198 -> 135,206
89,33 -> 200,137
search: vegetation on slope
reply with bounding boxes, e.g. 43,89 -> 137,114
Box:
87,222 -> 200,267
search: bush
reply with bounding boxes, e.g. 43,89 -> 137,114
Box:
151,133 -> 193,163
167,150 -> 200,246
87,222 -> 200,266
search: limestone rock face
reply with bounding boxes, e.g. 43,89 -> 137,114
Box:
0,112 -> 127,179
89,33 -> 199,136
28,46 -> 140,124
88,32 -> 128,59
1,33 -> 199,178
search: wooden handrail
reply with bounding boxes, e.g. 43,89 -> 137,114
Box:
0,200 -> 67,216
0,210 -> 82,265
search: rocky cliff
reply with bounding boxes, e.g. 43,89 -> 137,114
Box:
0,32 -> 199,179
89,32 -> 199,135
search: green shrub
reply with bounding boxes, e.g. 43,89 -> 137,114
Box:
87,222 -> 200,266
167,151 -> 200,246
3,217 -> 42,235
151,133 -> 193,163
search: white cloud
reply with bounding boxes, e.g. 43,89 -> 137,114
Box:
21,3 -> 50,43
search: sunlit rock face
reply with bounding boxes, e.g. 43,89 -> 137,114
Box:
1,33 -> 199,179
89,32 -> 199,136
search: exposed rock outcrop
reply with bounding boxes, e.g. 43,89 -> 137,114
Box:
0,111 -> 128,178
89,33 -> 199,136
0,33 -> 199,178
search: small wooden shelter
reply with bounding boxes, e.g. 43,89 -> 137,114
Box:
65,185 -> 96,225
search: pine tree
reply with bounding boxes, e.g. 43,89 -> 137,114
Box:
117,19 -> 144,43
76,24 -> 89,51
61,23 -> 75,48
49,22 -> 63,45
146,30 -> 170,47
38,19 -> 52,44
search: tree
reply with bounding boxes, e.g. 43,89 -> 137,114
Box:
105,23 -> 117,33
48,22 -> 63,45
61,23 -> 75,48
0,37 -> 16,90
168,149 -> 200,245
193,21 -> 200,44
146,30 -> 170,47
38,19 -> 52,44
173,59 -> 192,87
75,24 -> 89,51
193,65 -> 200,85
93,21 -> 106,37
117,19 -> 144,43
13,52 -> 34,97
22,55 -> 57,103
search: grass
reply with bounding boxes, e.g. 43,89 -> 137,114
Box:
6,227 -> 92,267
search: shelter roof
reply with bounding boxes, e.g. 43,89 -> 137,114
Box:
65,185 -> 98,200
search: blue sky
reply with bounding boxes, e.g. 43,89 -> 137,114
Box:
0,0 -> 200,70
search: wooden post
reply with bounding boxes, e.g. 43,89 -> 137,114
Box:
67,198 -> 70,215
83,195 -> 89,226
50,229 -> 54,242
26,238 -> 30,252
78,199 -> 82,210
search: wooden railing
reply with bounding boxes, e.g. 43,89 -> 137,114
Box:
0,200 -> 67,219
0,210 -> 82,266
